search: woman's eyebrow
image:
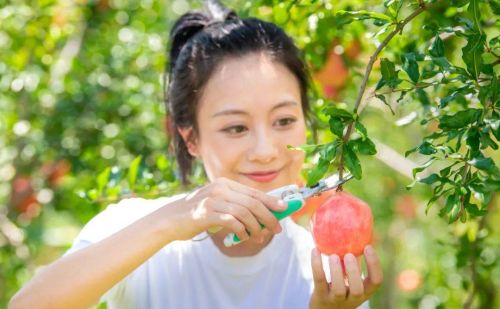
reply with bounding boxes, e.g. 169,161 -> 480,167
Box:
212,101 -> 298,118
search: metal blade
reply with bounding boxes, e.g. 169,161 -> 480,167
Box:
300,173 -> 353,199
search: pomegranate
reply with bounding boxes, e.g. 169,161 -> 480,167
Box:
311,192 -> 373,257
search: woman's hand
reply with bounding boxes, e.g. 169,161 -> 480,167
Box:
309,245 -> 383,309
160,177 -> 287,242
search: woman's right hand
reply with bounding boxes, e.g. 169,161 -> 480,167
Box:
160,177 -> 287,242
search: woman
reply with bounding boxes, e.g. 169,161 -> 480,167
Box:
9,1 -> 382,308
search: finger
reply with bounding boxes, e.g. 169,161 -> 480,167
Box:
210,213 -> 249,241
363,245 -> 383,296
223,178 -> 287,212
224,193 -> 282,234
344,253 -> 364,299
214,201 -> 264,241
328,255 -> 347,300
311,248 -> 329,297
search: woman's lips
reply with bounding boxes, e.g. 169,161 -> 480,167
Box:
243,170 -> 280,183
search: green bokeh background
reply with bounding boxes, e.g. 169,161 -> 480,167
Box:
1,0 -> 498,308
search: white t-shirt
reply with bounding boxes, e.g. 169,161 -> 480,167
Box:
65,194 -> 369,309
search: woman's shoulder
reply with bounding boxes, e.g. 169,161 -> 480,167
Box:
74,193 -> 187,244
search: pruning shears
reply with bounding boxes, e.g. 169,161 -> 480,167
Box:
223,172 -> 354,247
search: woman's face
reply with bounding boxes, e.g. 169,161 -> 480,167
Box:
182,52 -> 306,192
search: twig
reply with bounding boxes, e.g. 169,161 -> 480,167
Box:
463,193 -> 496,309
337,4 -> 430,184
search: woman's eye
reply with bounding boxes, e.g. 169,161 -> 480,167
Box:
275,117 -> 297,127
222,125 -> 247,134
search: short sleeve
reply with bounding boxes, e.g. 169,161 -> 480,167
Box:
62,193 -> 187,302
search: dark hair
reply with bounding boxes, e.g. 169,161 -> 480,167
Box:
164,0 -> 310,185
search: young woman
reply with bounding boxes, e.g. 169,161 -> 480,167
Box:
9,2 -> 382,308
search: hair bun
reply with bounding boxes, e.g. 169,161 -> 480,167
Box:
169,12 -> 209,70
168,1 -> 238,73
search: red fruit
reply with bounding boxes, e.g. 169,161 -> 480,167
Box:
311,192 -> 373,257
397,269 -> 422,292
314,49 -> 349,99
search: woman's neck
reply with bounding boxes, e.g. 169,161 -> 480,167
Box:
209,229 -> 274,257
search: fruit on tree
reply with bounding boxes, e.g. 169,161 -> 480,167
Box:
311,191 -> 373,257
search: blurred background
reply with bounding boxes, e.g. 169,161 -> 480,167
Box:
1,0 -> 498,308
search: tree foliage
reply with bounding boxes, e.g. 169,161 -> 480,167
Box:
1,1 -> 498,308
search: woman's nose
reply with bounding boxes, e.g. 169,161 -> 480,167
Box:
247,129 -> 279,163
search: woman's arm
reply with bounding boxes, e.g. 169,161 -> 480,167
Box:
9,177 -> 285,309
8,204 -> 177,309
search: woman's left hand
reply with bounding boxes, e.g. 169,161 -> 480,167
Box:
309,245 -> 383,309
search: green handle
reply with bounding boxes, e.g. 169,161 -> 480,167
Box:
230,199 -> 303,243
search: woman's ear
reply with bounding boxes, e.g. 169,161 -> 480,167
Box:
177,127 -> 200,158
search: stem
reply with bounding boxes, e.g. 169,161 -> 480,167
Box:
457,157 -> 470,220
371,82 -> 438,98
337,3 -> 430,184
463,193 -> 496,309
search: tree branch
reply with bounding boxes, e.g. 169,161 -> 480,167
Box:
463,193 -> 496,309
337,3 -> 430,184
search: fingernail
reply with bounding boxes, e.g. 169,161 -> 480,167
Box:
277,199 -> 287,209
365,245 -> 374,257
330,254 -> 340,264
274,224 -> 282,234
344,253 -> 356,264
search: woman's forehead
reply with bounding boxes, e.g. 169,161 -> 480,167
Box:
198,53 -> 301,114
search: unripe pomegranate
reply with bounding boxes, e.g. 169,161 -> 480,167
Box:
311,191 -> 373,257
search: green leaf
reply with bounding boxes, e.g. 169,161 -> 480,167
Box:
480,131 -> 498,150
430,35 -> 445,58
440,162 -> 459,177
323,106 -> 355,120
419,173 -> 441,185
156,155 -> 169,171
416,89 -> 430,108
319,141 -> 340,163
405,146 -> 417,157
343,143 -> 362,179
97,167 -> 111,196
432,57 -> 451,69
375,94 -> 395,114
375,78 -> 386,90
440,193 -> 460,222
425,194 -> 441,214
396,91 -> 408,104
307,159 -> 329,187
412,157 -> 436,177
448,202 -> 461,223
128,155 -> 142,190
468,156 -> 496,172
336,10 -> 393,26
380,58 -> 400,88
329,117 -> 345,137
287,144 -> 322,155
468,0 -> 481,31
439,109 -> 482,130
350,138 -> 377,155
462,33 -> 485,80
465,203 -> 488,217
418,141 -> 437,155
354,121 -> 367,139
465,129 -> 480,152
401,53 -> 420,83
